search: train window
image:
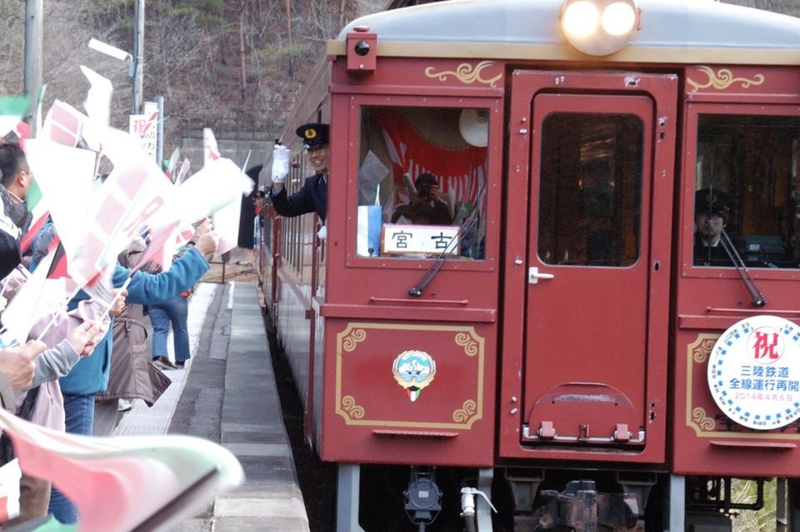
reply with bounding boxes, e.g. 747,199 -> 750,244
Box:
694,114 -> 800,269
537,113 -> 643,267
355,105 -> 489,260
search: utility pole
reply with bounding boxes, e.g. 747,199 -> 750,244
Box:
24,0 -> 43,117
132,0 -> 145,114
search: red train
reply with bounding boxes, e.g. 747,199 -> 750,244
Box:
256,0 -> 800,530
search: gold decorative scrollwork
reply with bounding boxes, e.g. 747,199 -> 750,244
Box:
692,337 -> 716,364
453,400 -> 477,423
692,407 -> 717,431
342,328 -> 367,352
341,395 -> 365,420
687,66 -> 765,93
455,332 -> 479,356
425,61 -> 503,88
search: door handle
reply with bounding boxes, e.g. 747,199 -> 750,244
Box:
528,267 -> 555,284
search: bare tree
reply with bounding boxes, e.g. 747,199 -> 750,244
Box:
0,3 -> 27,95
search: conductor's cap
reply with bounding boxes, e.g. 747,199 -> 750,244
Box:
295,123 -> 329,149
695,188 -> 733,217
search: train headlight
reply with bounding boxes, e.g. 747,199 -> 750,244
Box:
561,0 -> 639,56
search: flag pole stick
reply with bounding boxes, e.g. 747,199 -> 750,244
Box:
34,311 -> 58,343
101,274 -> 132,319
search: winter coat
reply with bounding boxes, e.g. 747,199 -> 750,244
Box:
1,265 -> 111,431
59,245 -> 209,396
96,239 -> 170,405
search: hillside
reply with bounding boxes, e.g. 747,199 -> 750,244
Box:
0,0 -> 797,154
0,0 -> 388,152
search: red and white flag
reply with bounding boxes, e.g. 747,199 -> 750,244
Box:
167,158 -> 252,226
0,459 -> 21,523
0,407 -> 243,532
133,219 -> 181,272
1,246 -> 68,342
41,100 -> 86,148
80,65 -> 113,152
203,128 -> 220,166
23,139 -> 97,257
175,157 -> 191,185
72,162 -> 168,286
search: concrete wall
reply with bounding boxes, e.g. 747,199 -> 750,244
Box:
180,131 -> 271,178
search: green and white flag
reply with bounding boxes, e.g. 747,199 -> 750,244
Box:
0,96 -> 30,138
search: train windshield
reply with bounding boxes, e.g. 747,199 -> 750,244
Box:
693,114 -> 800,269
355,105 -> 489,260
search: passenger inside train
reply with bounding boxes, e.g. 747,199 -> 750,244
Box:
693,188 -> 737,267
355,106 -> 488,259
390,173 -> 453,226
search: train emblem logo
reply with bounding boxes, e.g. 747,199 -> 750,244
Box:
708,315 -> 800,430
392,350 -> 437,402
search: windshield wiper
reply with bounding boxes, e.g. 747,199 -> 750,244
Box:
408,217 -> 477,297
718,227 -> 766,307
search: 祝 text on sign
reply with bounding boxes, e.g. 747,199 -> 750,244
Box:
381,224 -> 460,256
129,102 -> 159,162
707,315 -> 800,430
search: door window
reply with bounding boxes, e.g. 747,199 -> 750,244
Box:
538,113 -> 644,267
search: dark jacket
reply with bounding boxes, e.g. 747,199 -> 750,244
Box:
270,174 -> 327,222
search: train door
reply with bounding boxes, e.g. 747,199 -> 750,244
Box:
500,71 -> 677,462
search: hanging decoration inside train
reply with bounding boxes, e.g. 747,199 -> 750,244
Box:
392,350 -> 437,402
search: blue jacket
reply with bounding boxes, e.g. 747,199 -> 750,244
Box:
59,247 -> 209,396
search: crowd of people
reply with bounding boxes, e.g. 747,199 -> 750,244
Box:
0,117 -> 330,528
0,117 -> 485,526
0,140 -> 220,526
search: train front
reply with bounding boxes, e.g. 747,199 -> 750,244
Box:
311,0 -> 800,530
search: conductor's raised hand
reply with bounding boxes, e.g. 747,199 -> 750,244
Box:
271,145 -> 291,187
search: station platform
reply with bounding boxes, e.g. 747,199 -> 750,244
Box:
113,281 -> 310,532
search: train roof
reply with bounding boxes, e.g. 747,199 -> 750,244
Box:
330,0 -> 800,65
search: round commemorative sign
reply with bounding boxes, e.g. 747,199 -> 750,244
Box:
708,315 -> 800,430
